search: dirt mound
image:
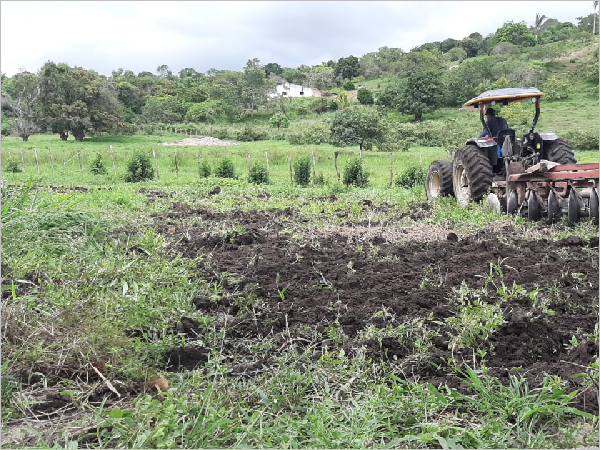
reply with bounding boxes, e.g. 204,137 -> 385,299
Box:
159,137 -> 239,147
154,206 -> 599,413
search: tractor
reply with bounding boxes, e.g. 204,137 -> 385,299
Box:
425,87 -> 599,224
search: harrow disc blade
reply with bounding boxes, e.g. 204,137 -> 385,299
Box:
507,190 -> 519,215
527,191 -> 541,221
568,189 -> 580,225
547,190 -> 561,223
590,187 -> 599,224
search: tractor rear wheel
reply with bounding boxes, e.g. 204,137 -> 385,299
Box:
544,138 -> 576,164
426,160 -> 454,201
452,145 -> 493,206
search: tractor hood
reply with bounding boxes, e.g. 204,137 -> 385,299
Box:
463,87 -> 544,108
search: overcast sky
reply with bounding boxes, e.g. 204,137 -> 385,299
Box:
1,1 -> 595,77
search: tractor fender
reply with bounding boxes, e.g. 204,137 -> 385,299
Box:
538,132 -> 558,141
466,138 -> 496,148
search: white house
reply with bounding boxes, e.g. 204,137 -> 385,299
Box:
269,83 -> 322,98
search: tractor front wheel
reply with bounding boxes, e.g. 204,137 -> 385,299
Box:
426,160 -> 454,201
452,145 -> 493,207
544,138 -> 576,164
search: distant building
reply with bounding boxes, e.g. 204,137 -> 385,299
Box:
269,83 -> 322,98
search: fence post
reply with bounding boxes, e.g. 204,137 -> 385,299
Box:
33,147 -> 40,173
334,151 -> 340,182
311,150 -> 317,180
247,153 -> 252,172
153,149 -> 160,180
8,149 -> 11,161
288,154 -> 293,184
49,148 -> 54,173
110,145 -> 116,175
389,152 -> 394,187
78,150 -> 83,171
174,150 -> 179,177
62,150 -> 66,170
20,149 -> 25,171
265,151 -> 269,176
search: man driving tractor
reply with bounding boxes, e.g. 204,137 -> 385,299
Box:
478,107 -> 509,159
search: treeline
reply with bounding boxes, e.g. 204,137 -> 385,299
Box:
1,14 -> 598,142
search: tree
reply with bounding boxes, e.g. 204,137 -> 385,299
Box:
264,62 -> 283,77
398,70 -> 444,121
446,46 -> 467,62
268,112 -> 290,131
494,21 -> 536,47
577,12 -> 598,32
39,62 -> 121,141
335,55 -> 360,80
440,38 -> 460,53
4,70 -> 41,141
141,95 -> 187,124
156,64 -> 173,79
185,100 -> 222,123
533,13 -> 547,41
305,66 -> 336,90
356,88 -> 374,105
242,58 -> 273,118
329,106 -> 385,152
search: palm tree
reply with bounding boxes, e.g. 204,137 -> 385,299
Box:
534,13 -> 547,41
593,1 -> 599,35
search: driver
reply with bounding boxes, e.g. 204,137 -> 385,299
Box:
478,107 -> 508,139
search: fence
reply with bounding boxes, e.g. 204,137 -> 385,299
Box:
1,144 -> 443,188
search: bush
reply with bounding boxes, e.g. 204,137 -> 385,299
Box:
541,76 -> 572,100
293,156 -> 311,186
4,160 -> 22,173
236,126 -> 268,142
268,113 -> 290,131
563,130 -> 599,150
395,164 -> 426,188
314,172 -> 325,186
124,152 -> 155,182
311,98 -> 339,113
212,127 -> 232,140
357,88 -> 375,105
198,160 -> 212,178
343,157 -> 369,187
214,158 -> 236,179
90,152 -> 108,175
248,165 -> 269,184
342,80 -> 356,90
287,123 -> 330,145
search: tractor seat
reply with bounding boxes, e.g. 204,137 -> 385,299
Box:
496,129 -> 516,156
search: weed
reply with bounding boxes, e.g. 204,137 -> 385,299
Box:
395,164 -> 426,188
5,160 -> 22,173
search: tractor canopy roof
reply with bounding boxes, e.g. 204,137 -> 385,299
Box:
463,87 -> 544,109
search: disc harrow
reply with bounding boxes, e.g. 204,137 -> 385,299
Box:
489,161 -> 599,225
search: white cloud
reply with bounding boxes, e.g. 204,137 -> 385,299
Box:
1,1 -> 595,76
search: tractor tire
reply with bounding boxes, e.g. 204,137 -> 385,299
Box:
452,144 -> 493,207
426,160 -> 454,201
544,138 -> 576,164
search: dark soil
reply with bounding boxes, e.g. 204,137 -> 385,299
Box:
154,204 -> 599,413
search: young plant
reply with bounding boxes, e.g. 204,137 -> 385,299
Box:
293,156 -> 311,186
124,152 -> 154,182
343,157 -> 369,187
214,158 -> 236,179
90,152 -> 108,175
